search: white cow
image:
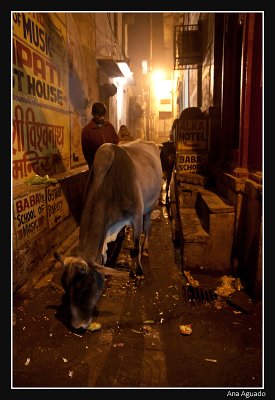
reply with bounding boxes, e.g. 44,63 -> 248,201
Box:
55,139 -> 162,330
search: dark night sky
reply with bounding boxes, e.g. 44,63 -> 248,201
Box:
128,13 -> 151,69
128,13 -> 165,89
128,13 -> 164,65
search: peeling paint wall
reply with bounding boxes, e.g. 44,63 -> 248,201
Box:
66,13 -> 98,167
12,12 -> 124,292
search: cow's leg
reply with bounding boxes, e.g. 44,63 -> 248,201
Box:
166,169 -> 173,205
166,176 -> 170,204
105,227 -> 125,266
141,211 -> 151,257
132,237 -> 143,274
129,215 -> 144,285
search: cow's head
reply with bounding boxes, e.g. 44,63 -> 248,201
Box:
54,252 -> 126,331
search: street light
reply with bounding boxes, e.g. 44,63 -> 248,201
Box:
117,61 -> 135,85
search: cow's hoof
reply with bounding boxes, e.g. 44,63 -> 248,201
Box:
135,275 -> 144,287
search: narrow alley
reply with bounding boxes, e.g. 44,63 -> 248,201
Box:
11,11 -> 264,395
12,200 -> 262,389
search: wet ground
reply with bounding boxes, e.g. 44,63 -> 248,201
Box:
12,200 -> 263,390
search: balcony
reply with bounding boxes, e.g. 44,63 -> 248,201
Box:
174,22 -> 202,70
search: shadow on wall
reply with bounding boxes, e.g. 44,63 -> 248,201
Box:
129,96 -> 143,138
69,68 -> 88,112
66,170 -> 89,226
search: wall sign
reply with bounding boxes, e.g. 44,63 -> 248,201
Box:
176,152 -> 209,174
12,13 -> 70,185
46,183 -> 69,229
13,188 -> 47,244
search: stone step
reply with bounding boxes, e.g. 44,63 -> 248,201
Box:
179,208 -> 209,243
176,173 -> 210,187
174,179 -> 235,272
195,191 -> 235,233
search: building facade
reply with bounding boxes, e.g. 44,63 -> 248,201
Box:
171,12 -> 263,299
12,12 -> 134,291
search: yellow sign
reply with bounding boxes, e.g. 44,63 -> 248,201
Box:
13,188 -> 47,244
12,101 -> 70,185
46,184 -> 69,229
176,152 -> 208,174
175,119 -> 209,151
12,12 -> 68,109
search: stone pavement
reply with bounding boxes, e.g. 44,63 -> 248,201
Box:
12,203 -> 263,390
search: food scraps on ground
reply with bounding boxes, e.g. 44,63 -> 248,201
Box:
87,322 -> 101,331
87,322 -> 102,331
113,342 -> 124,347
179,324 -> 192,335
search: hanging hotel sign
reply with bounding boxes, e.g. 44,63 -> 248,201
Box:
175,119 -> 209,151
174,116 -> 209,175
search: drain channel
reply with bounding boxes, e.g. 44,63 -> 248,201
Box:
183,285 -> 217,304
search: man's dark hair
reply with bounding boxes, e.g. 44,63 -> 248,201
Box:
92,102 -> 107,117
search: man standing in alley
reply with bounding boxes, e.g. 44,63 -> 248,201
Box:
81,102 -> 119,169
